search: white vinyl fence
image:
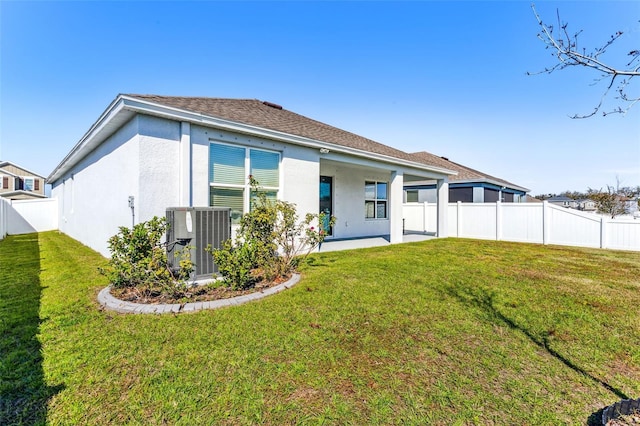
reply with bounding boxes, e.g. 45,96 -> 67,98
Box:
403,201 -> 640,251
0,198 -> 9,240
0,198 -> 58,240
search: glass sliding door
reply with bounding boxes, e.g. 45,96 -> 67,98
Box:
319,176 -> 333,236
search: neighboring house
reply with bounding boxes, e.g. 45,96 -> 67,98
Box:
621,196 -> 639,216
576,198 -> 596,212
546,196 -> 577,209
403,151 -> 529,203
48,94 -> 457,256
0,161 -> 46,200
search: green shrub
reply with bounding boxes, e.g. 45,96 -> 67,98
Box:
210,239 -> 260,290
211,177 -> 335,288
99,216 -> 194,295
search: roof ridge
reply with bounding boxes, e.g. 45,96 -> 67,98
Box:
124,94 -> 261,102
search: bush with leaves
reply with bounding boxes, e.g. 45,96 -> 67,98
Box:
209,238 -> 261,290
211,177 -> 336,289
99,216 -> 194,296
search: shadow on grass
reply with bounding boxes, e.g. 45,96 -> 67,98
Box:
444,283 -> 629,401
0,234 -> 64,425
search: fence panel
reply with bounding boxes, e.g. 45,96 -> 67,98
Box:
6,198 -> 58,235
501,204 -> 544,244
0,198 -> 9,240
547,205 -> 601,248
403,203 -> 426,232
459,203 -> 496,240
402,201 -> 640,251
607,219 -> 640,251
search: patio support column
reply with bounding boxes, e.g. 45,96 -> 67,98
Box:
436,178 -> 449,238
390,171 -> 404,244
179,121 -> 192,206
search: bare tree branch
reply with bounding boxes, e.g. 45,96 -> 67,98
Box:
529,3 -> 640,118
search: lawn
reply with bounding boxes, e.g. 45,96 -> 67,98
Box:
1,231 -> 639,425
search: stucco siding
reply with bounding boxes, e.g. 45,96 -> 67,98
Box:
320,162 -> 390,239
190,124 -> 321,219
52,116 -> 141,256
280,145 -> 320,225
137,115 -> 181,221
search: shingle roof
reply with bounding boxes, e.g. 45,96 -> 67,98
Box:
125,94 -> 449,170
0,161 -> 45,178
410,151 -> 528,191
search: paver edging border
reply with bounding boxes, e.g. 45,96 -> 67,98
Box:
98,273 -> 300,314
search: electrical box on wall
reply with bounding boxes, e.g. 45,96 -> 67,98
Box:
166,207 -> 231,279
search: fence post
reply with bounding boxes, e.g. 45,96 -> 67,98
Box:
542,201 -> 549,245
423,201 -> 428,233
457,201 -> 462,238
600,216 -> 607,249
496,201 -> 502,241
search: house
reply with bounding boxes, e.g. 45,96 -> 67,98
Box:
0,161 -> 46,200
576,198 -> 596,212
48,94 -> 457,256
621,196 -> 639,216
546,196 -> 578,209
403,151 -> 529,203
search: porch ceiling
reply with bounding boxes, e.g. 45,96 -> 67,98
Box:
319,158 -> 450,181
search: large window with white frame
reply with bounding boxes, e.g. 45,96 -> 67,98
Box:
209,142 -> 280,224
365,181 -> 388,219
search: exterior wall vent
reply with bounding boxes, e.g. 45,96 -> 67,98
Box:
166,207 -> 231,279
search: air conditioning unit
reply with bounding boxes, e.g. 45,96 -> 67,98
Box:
166,207 -> 231,279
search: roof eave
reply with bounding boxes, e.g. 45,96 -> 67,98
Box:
1,190 -> 47,199
0,162 -> 45,179
50,94 -> 456,181
48,96 -> 132,183
122,95 -> 458,176
453,178 -> 529,193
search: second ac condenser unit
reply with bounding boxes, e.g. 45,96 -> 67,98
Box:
166,207 -> 231,279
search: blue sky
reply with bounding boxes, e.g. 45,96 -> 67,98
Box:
1,1 -> 638,196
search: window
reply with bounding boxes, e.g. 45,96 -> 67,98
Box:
209,142 -> 279,224
450,187 -> 473,203
1,176 -> 7,189
24,178 -> 34,191
406,190 -> 418,203
365,181 -> 387,219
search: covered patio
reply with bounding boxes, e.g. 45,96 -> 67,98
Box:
318,231 -> 436,252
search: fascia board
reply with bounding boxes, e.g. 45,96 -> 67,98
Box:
120,96 -> 458,178
453,178 -> 530,193
1,190 -> 47,199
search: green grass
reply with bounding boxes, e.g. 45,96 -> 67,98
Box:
1,231 -> 639,425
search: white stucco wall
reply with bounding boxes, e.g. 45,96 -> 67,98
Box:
52,111 -> 445,255
189,124 -> 321,219
137,115 -> 181,220
320,161 -> 391,239
53,117 -> 143,256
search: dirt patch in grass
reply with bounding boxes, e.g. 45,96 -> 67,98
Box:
109,275 -> 291,304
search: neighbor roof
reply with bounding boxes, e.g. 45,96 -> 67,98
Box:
0,161 -> 45,179
410,151 -> 529,192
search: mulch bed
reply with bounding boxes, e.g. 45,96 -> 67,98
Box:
109,275 -> 291,305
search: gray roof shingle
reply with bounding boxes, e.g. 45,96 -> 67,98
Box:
410,151 -> 528,191
125,94 -> 448,169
